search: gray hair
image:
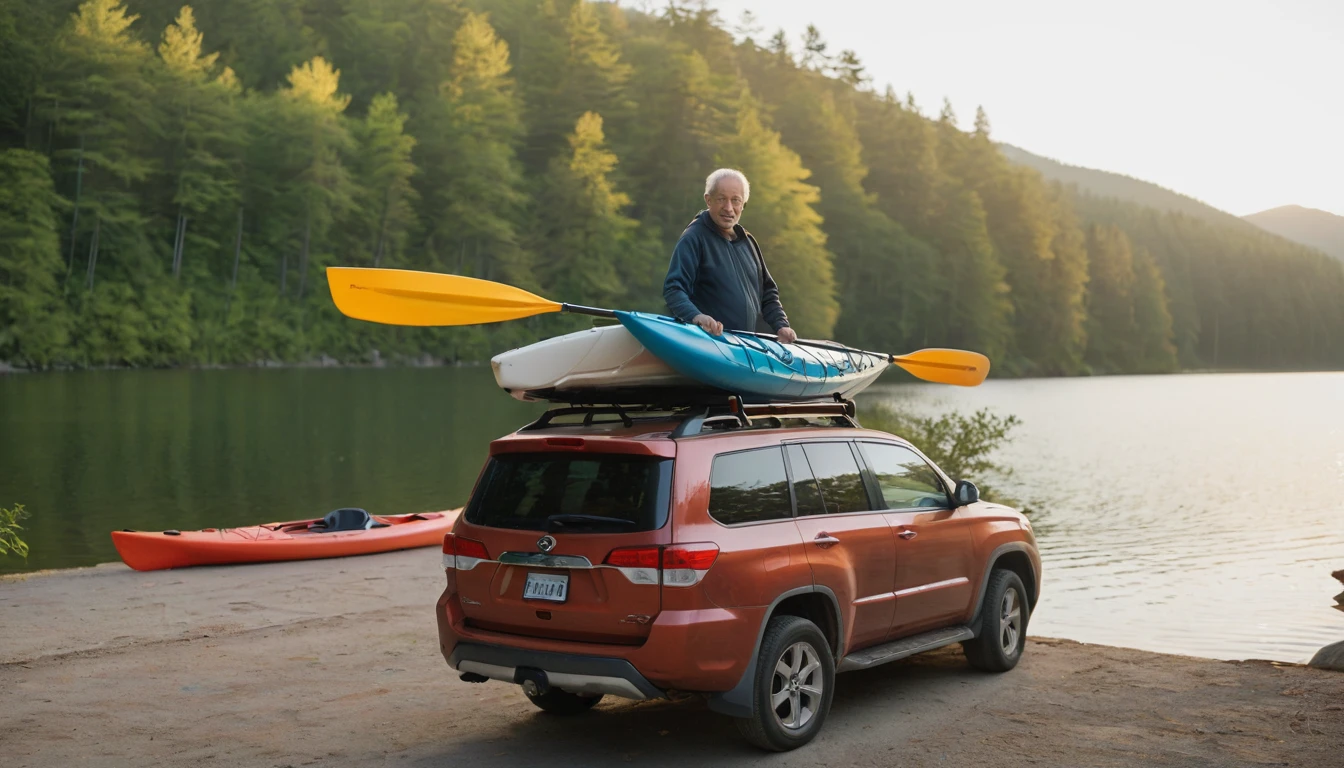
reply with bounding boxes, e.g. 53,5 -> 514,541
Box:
704,168 -> 750,203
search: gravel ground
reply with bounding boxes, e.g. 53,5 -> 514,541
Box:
2,549 -> 1341,767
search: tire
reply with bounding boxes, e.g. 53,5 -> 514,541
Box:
524,688 -> 603,715
734,615 -> 835,752
963,568 -> 1030,672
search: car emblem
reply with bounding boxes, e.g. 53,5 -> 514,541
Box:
537,535 -> 557,553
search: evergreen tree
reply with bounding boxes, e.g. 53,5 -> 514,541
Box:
353,92 -> 417,268
419,11 -> 530,284
38,0 -> 157,294
0,150 -> 73,366
533,111 -> 653,308
1083,223 -> 1138,372
155,5 -> 239,281
929,187 -> 1013,359
1131,245 -> 1177,372
276,55 -> 355,300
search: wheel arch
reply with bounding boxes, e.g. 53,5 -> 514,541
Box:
970,542 -> 1040,633
706,585 -> 842,719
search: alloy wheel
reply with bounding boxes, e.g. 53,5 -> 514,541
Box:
770,641 -> 824,730
1000,587 -> 1022,654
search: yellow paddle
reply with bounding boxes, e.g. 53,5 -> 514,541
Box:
326,267 -> 991,387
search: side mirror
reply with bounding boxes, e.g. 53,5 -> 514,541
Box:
954,480 -> 979,506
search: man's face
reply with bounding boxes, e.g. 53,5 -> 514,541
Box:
705,177 -> 746,231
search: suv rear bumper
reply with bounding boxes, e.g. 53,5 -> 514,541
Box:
437,586 -> 763,694
449,642 -> 664,700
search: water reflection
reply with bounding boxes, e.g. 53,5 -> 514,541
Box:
0,367 -> 540,573
867,371 -> 1344,663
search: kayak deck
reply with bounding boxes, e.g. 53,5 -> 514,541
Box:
111,509 -> 460,571
616,312 -> 889,402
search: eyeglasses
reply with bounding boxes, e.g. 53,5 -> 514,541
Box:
711,195 -> 745,207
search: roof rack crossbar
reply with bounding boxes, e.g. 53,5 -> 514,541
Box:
520,396 -> 860,437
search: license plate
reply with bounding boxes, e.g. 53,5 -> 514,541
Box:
523,573 -> 569,603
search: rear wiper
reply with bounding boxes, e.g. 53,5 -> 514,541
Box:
545,514 -> 637,530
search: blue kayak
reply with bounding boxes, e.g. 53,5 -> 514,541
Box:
616,311 -> 889,402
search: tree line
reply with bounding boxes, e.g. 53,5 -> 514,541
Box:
2,0 -> 1341,374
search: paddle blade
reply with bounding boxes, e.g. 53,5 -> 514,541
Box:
326,267 -> 563,326
891,348 -> 991,387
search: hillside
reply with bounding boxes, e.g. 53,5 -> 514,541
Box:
2,1 -> 1343,373
999,143 -> 1256,230
1243,205 -> 1344,262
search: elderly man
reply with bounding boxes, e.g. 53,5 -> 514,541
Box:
663,169 -> 798,343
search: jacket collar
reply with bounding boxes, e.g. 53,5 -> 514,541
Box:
696,209 -> 747,241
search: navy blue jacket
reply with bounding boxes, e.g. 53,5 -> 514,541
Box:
662,210 -> 790,334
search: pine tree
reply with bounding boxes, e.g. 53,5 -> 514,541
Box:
930,187 -> 1012,359
715,102 -> 837,338
419,12 -> 530,284
1083,223 -> 1138,372
156,5 -> 239,280
38,0 -> 157,294
1131,245 -> 1177,372
620,36 -> 736,239
533,111 -> 653,308
354,93 -> 417,268
501,0 -> 632,174
0,150 -> 73,366
277,56 -> 355,300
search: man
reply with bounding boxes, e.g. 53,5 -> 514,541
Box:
663,169 -> 798,343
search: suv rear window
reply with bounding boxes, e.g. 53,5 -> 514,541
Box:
465,453 -> 672,532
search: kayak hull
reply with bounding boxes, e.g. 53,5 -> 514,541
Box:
492,316 -> 889,403
615,312 -> 889,402
111,509 -> 460,571
491,323 -> 706,402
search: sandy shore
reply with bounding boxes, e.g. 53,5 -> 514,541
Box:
2,550 -> 1341,767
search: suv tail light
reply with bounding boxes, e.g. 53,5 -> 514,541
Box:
442,533 -> 489,571
663,543 -> 719,586
602,543 -> 719,586
604,546 -> 660,585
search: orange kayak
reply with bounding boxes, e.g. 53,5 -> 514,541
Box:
111,508 -> 461,571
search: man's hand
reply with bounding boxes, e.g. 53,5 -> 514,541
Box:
692,314 -> 724,336
776,326 -> 798,344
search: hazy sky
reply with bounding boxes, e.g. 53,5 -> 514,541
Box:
655,0 -> 1343,217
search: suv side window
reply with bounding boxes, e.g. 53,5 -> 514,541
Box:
859,442 -> 951,509
784,445 -> 826,516
708,447 -> 793,525
798,442 -> 872,515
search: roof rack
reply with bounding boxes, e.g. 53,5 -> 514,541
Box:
519,394 -> 860,438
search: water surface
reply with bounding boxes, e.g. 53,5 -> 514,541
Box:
2,368 -> 1340,662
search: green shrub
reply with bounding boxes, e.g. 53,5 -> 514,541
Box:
860,405 -> 1023,506
0,503 -> 30,559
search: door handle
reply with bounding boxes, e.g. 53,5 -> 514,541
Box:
897,529 -> 918,540
812,533 -> 840,548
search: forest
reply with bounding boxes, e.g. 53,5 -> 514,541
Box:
3,0 -> 1342,375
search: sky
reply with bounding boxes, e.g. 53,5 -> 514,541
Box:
638,0 -> 1344,217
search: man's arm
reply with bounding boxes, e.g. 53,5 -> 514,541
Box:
663,236 -> 705,324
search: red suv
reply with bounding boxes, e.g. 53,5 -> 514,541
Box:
437,398 -> 1041,751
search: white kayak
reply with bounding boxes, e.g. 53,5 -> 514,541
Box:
491,321 -> 891,404
492,323 -> 699,402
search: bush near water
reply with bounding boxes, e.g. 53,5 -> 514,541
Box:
3,1 -> 1342,373
0,503 -> 30,558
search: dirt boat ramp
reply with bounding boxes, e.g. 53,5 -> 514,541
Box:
2,549 -> 1341,767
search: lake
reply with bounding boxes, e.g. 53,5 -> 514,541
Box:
1,367 -> 1340,663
